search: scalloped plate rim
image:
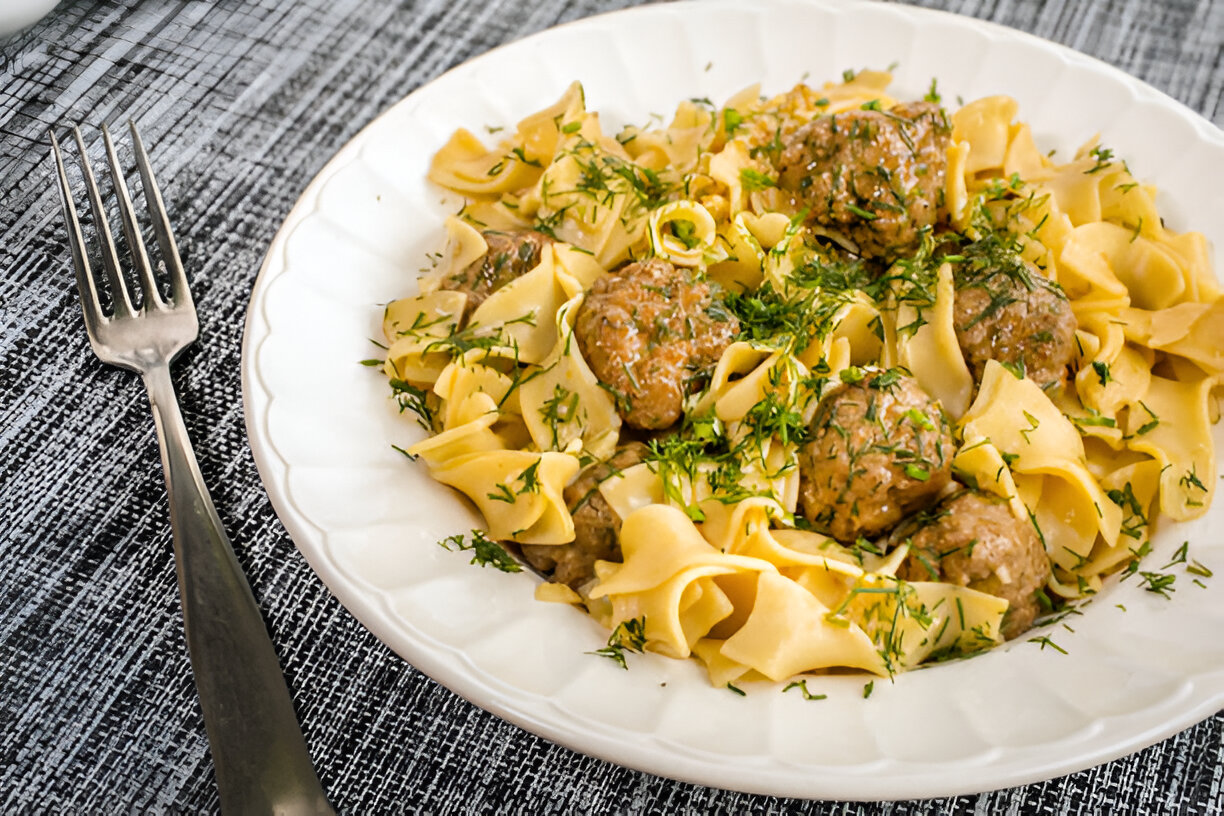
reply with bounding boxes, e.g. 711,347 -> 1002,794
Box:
241,0 -> 1224,800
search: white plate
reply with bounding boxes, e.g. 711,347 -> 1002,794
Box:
0,0 -> 59,36
242,0 -> 1224,800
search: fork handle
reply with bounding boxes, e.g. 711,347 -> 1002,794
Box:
143,362 -> 333,816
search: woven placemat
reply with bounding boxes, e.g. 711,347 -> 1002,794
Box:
1,0 -> 1220,811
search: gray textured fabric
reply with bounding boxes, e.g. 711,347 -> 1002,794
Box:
1,0 -> 1222,812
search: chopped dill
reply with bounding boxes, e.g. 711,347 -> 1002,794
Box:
589,617 -> 648,669
1027,635 -> 1068,654
783,679 -> 827,701
438,530 -> 522,573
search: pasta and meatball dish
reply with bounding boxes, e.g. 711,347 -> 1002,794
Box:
377,70 -> 1221,686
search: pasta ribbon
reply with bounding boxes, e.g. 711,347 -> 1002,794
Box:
1119,300 -> 1224,376
945,140 -> 971,229
408,405 -> 503,471
428,78 -> 588,200
1124,375 -> 1215,520
433,356 -> 520,430
1003,123 -> 1053,181
841,576 -> 1007,672
383,290 -> 469,384
702,499 -> 852,571
897,263 -> 974,419
516,82 -> 589,165
690,638 -> 760,688
620,100 -> 714,174
951,95 -> 1018,175
1067,222 -> 1187,310
418,217 -> 488,295
952,438 -> 1029,522
827,295 -> 884,368
428,128 -> 545,197
591,504 -> 778,658
648,200 -> 725,267
517,294 -> 621,460
719,572 -> 887,680
535,582 -> 582,604
529,122 -> 647,268
597,462 -> 665,523
708,213 -> 767,292
431,451 -> 580,544
550,243 -> 606,293
467,250 -> 565,365
961,361 -> 1122,570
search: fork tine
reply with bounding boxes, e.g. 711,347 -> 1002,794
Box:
50,129 -> 108,338
72,125 -> 135,318
102,123 -> 164,311
128,121 -> 192,310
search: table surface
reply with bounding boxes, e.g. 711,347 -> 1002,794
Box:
2,0 -> 1222,812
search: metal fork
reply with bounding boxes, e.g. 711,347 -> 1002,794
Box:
50,123 -> 333,816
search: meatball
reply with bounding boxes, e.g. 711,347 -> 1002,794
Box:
575,258 -> 739,430
777,101 -> 950,260
438,229 -> 552,317
952,244 -> 1077,388
520,444 -> 647,590
896,490 -> 1050,639
798,369 -> 954,541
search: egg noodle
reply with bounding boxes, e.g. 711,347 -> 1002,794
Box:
379,71 -> 1221,686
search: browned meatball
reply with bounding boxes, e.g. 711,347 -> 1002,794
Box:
574,259 -> 739,430
520,444 -> 647,590
798,369 -> 954,541
896,490 -> 1051,639
777,102 -> 950,260
438,229 -> 552,317
951,243 -> 1077,388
